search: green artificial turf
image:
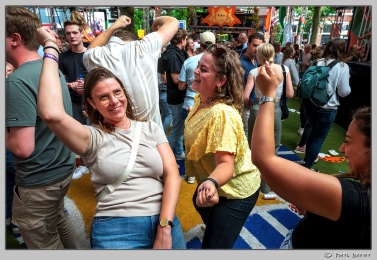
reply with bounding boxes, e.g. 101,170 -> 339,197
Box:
282,97 -> 349,175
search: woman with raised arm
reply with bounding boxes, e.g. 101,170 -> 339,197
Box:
252,63 -> 370,249
36,27 -> 186,249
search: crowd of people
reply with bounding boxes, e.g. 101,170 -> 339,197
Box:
5,6 -> 370,250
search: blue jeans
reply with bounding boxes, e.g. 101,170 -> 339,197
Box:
159,90 -> 172,133
72,102 -> 86,125
303,102 -> 337,169
167,103 -> 185,155
6,150 -> 15,220
192,186 -> 260,248
90,214 -> 186,249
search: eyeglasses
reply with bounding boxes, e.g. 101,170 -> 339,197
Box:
95,88 -> 125,106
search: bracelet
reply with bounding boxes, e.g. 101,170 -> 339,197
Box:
43,53 -> 58,64
43,38 -> 59,47
44,45 -> 60,54
202,177 -> 219,189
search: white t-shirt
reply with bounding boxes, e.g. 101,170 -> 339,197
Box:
83,33 -> 163,128
250,65 -> 289,99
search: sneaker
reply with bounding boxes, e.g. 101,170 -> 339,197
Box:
262,192 -> 277,200
311,168 -> 319,172
175,152 -> 186,160
314,157 -> 319,163
72,166 -> 89,180
294,145 -> 306,154
297,127 -> 304,136
187,176 -> 195,184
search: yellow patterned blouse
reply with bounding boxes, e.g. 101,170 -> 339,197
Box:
184,95 -> 261,199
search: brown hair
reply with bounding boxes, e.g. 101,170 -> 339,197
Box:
6,7 -> 41,51
205,44 -> 244,113
63,20 -> 84,32
170,28 -> 187,45
352,106 -> 370,149
83,67 -> 142,133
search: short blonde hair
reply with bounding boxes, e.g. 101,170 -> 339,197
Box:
257,43 -> 275,64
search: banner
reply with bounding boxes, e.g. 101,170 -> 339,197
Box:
202,6 -> 241,27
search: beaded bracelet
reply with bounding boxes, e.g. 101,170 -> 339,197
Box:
43,45 -> 60,54
43,38 -> 59,47
43,53 -> 58,64
202,177 -> 219,189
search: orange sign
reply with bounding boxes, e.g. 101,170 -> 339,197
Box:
202,6 -> 242,27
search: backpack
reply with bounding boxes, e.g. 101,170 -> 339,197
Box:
301,60 -> 339,107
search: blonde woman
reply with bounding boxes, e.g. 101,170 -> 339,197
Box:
245,42 -> 294,199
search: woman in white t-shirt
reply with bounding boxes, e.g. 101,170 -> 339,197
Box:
245,43 -> 294,199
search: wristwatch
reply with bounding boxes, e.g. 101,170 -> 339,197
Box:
159,218 -> 174,228
259,96 -> 275,105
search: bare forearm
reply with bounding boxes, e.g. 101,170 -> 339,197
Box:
88,15 -> 131,49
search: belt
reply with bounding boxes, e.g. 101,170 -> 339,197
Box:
255,97 -> 280,103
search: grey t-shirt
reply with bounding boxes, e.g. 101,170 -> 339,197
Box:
82,120 -> 168,217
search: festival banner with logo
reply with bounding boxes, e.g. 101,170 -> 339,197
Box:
202,6 -> 241,27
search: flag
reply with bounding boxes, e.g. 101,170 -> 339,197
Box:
264,7 -> 273,32
279,7 -> 286,44
297,15 -> 306,36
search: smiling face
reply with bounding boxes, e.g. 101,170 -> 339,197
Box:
87,78 -> 128,126
339,119 -> 371,181
192,53 -> 223,99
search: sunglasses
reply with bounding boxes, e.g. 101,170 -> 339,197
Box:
206,44 -> 227,57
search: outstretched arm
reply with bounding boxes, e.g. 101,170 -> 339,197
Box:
252,63 -> 342,221
87,15 -> 132,49
36,27 -> 90,156
152,16 -> 179,47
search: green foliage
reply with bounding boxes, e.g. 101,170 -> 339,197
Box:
293,6 -> 336,42
166,8 -> 188,21
271,23 -> 283,43
133,8 -> 143,34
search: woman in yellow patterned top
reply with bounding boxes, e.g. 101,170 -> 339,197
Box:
184,44 -> 261,248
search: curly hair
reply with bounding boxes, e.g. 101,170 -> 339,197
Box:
83,67 -> 143,133
352,106 -> 371,149
205,44 -> 244,113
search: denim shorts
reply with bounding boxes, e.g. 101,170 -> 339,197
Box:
90,214 -> 186,249
280,229 -> 294,249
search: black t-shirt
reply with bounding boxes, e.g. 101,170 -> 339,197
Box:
160,44 -> 187,105
292,178 -> 370,249
58,49 -> 87,104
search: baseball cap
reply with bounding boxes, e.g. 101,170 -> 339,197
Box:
200,31 -> 216,45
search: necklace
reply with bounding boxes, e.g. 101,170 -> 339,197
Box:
116,118 -> 130,128
200,98 -> 212,104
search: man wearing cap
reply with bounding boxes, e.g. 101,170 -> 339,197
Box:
240,32 -> 265,140
177,31 -> 216,184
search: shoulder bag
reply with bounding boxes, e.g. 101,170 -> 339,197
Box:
96,121 -> 142,203
280,65 -> 289,120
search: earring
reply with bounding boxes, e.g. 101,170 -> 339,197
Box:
217,85 -> 222,92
